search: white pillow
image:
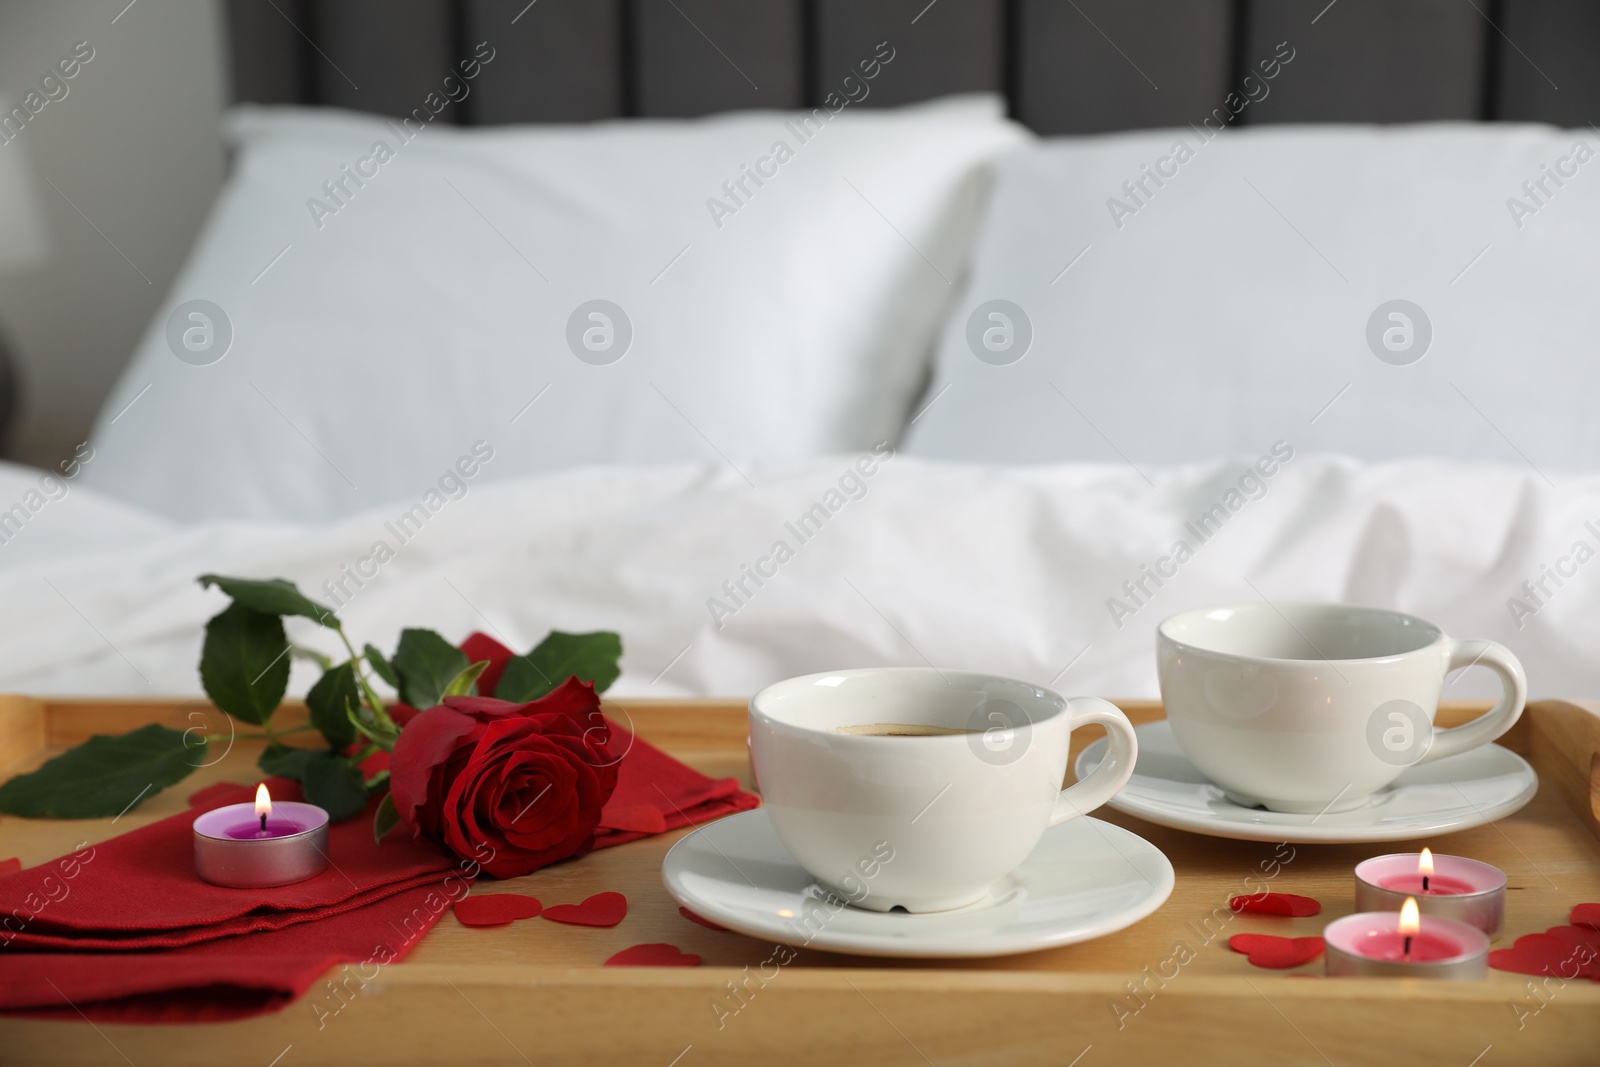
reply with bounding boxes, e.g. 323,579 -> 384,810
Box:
903,124 -> 1600,471
84,96 -> 1028,520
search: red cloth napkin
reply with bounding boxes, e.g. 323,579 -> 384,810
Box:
0,880 -> 448,1022
0,781 -> 460,1022
0,657 -> 759,1022
594,721 -> 758,845
0,779 -> 457,950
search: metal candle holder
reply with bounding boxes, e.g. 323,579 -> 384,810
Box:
1354,853 -> 1506,941
1324,911 -> 1490,979
193,801 -> 330,889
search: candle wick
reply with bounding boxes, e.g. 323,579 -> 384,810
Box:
1421,875 -> 1429,892
1403,934 -> 1412,960
260,812 -> 268,833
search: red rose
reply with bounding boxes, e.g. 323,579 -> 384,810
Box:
388,678 -> 617,878
459,632 -> 515,697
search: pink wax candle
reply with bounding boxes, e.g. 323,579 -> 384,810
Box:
1375,847 -> 1473,894
1375,873 -> 1476,895
193,784 -> 330,888
1325,900 -> 1489,979
1354,849 -> 1506,939
1338,929 -> 1463,963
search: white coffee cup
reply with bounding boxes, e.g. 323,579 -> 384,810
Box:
748,668 -> 1138,913
1157,603 -> 1526,814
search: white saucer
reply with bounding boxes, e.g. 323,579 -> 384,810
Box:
660,808 -> 1173,958
1075,721 -> 1538,844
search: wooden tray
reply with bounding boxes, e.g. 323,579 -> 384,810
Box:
2,696 -> 1598,1066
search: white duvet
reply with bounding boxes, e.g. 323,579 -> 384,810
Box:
0,449 -> 1594,704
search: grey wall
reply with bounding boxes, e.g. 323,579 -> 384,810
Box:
0,0 -> 229,469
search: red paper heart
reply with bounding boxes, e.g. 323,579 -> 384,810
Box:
679,906 -> 728,931
1491,926 -> 1600,981
454,894 -> 544,927
1228,934 -> 1326,969
543,891 -> 628,928
1229,892 -> 1321,917
0,858 -> 20,877
605,943 -> 701,967
1571,903 -> 1600,931
1546,922 -> 1600,948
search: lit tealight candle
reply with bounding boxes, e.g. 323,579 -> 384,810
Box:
1325,898 -> 1489,979
193,782 -> 330,888
1354,850 -> 1506,939
1374,848 -> 1476,895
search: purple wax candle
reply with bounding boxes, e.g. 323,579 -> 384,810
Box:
193,784 -> 330,888
221,819 -> 307,839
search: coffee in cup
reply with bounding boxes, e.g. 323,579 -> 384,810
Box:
832,723 -> 980,736
749,668 -> 1138,913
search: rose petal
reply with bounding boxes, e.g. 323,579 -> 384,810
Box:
1228,934 -> 1325,969
389,705 -> 483,830
454,893 -> 544,927
459,633 -> 516,698
605,943 -> 700,967
443,695 -> 534,722
387,702 -> 421,727
1229,892 -> 1322,917
443,678 -> 603,732
543,891 -> 627,927
1571,904 -> 1600,931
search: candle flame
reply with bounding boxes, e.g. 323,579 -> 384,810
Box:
255,782 -> 272,820
1418,848 -> 1434,878
1399,897 -> 1421,937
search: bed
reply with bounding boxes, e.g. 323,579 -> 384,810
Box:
4,0 -> 1600,711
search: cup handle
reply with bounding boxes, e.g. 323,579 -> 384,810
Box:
1417,639 -> 1527,764
1050,698 -> 1138,828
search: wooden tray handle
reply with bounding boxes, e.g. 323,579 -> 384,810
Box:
1527,699 -> 1600,839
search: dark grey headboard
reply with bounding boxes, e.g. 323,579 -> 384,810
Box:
227,0 -> 1598,132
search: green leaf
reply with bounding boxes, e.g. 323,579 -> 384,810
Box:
291,644 -> 334,671
364,643 -> 398,688
258,742 -> 319,781
0,724 -> 201,819
347,703 -> 400,749
495,631 -> 623,702
301,752 -> 368,820
372,791 -> 399,844
306,661 -> 360,749
442,660 -> 489,698
364,769 -> 390,793
392,628 -> 469,709
199,603 -> 291,726
198,574 -> 341,629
